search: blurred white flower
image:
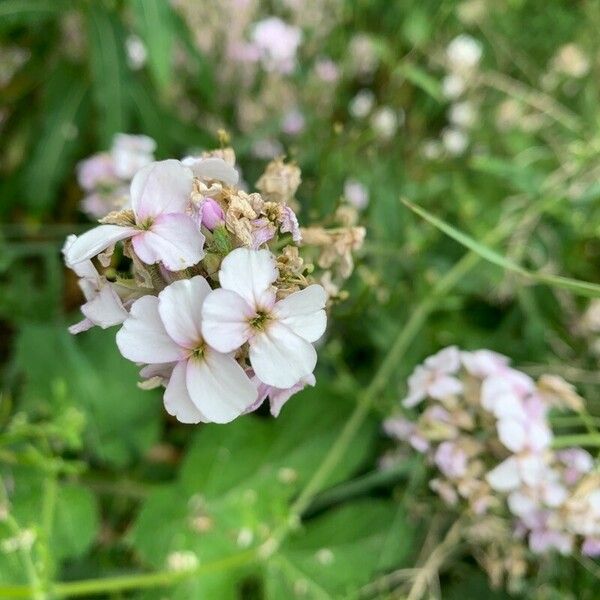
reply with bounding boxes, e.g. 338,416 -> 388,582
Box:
314,58 -> 340,83
343,179 -> 369,210
125,35 -> 147,70
112,133 -> 157,180
448,100 -> 477,128
446,34 -> 482,72
371,106 -> 401,140
349,89 -> 375,118
442,127 -> 469,155
251,138 -> 284,159
551,43 -> 590,78
250,17 -> 302,75
442,73 -> 466,99
421,139 -> 443,160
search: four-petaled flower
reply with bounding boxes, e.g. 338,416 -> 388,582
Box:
202,248 -> 327,389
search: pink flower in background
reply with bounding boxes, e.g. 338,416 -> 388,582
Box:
65,160 -> 205,272
402,346 -> 463,408
343,179 -> 369,210
434,441 -> 468,479
116,276 -> 257,424
111,133 -> 156,179
202,248 -> 327,388
460,349 -> 510,378
77,153 -> 118,191
281,108 -> 305,135
314,58 -> 340,83
250,17 -> 302,74
63,235 -> 128,334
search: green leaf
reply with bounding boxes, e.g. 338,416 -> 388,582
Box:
14,323 -> 162,468
0,471 -> 99,585
470,155 -> 545,195
22,65 -> 88,212
130,387 -> 376,596
87,4 -> 130,146
395,62 -> 442,101
131,0 -> 174,92
266,500 -> 414,599
402,198 -> 600,298
0,0 -> 69,27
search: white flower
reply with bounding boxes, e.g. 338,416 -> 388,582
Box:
371,106 -> 401,139
201,248 -> 327,389
441,74 -> 466,99
448,100 -> 477,128
65,160 -> 205,272
116,276 -> 257,424
111,133 -> 156,180
62,235 -> 128,334
250,17 -> 302,75
402,346 -> 463,408
349,89 -> 375,118
441,127 -> 469,155
446,34 -> 482,72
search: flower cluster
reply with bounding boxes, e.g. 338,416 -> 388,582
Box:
384,347 -> 600,586
64,148 -> 363,424
77,133 -> 157,218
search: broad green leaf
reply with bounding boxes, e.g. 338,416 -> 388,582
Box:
402,199 -> 600,298
0,470 -> 99,585
22,66 -> 89,213
132,0 -> 174,92
87,5 -> 130,146
266,500 -> 414,599
14,323 -> 162,468
130,387 -> 376,596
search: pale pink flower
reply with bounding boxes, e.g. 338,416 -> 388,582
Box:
280,206 -> 302,242
202,248 -> 327,389
281,108 -> 305,135
77,153 -> 118,191
65,160 -> 205,272
343,179 -> 369,210
116,276 -> 257,424
314,58 -> 340,83
434,441 -> 468,479
529,527 -> 573,555
250,17 -> 302,75
487,453 -> 548,492
582,537 -> 600,556
111,133 -> 156,179
181,156 -> 239,187
247,373 -> 316,417
383,417 -> 429,453
198,198 -> 225,230
460,349 -> 509,378
63,235 -> 128,334
558,449 -> 594,485
402,346 -> 462,408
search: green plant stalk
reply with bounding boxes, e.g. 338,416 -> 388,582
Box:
552,433 -> 600,449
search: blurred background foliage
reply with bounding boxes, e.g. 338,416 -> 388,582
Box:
1,0 -> 600,598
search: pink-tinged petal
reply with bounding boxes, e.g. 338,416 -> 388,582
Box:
273,284 -> 327,343
269,373 -> 315,417
64,225 -> 136,265
201,288 -> 253,353
218,247 -> 278,308
164,361 -> 206,424
116,296 -> 182,364
249,322 -> 317,389
158,276 -> 211,349
130,160 -> 193,220
81,284 -> 128,328
185,350 -> 257,423
280,206 -> 302,242
486,457 -> 521,492
132,213 -> 205,271
188,157 -> 239,186
62,235 -> 98,278
424,346 -> 461,373
68,317 -> 94,335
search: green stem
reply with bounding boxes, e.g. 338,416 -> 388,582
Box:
0,549 -> 257,599
552,434 -> 600,449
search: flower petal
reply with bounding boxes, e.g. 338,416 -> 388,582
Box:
158,276 -> 211,349
81,284 -> 128,328
64,225 -> 136,265
116,296 -> 182,364
164,361 -> 206,424
269,373 -> 315,417
201,288 -> 253,353
188,157 -> 239,186
130,159 -> 193,220
486,457 -> 521,492
132,213 -> 205,271
249,322 -> 317,388
273,284 -> 327,342
218,247 -> 278,308
185,350 -> 257,423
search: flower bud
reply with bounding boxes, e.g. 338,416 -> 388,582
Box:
201,198 -> 225,230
